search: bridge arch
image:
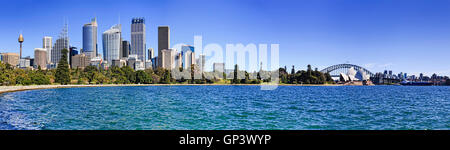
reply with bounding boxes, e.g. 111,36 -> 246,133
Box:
320,64 -> 374,77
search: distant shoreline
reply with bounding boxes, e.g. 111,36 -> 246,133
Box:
0,84 -> 344,94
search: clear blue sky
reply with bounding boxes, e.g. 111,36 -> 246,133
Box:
1,0 -> 450,76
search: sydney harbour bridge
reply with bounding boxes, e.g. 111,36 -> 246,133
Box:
320,64 -> 374,78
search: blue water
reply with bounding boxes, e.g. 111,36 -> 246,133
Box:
0,86 -> 449,130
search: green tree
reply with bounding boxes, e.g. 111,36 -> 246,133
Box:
121,66 -> 136,84
232,64 -> 239,84
190,64 -> 195,84
54,49 -> 71,85
136,70 -> 152,84
162,69 -> 171,84
31,71 -> 51,85
84,66 -> 99,84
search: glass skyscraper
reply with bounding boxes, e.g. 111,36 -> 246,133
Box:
51,23 -> 69,66
102,24 -> 122,66
83,18 -> 98,59
43,36 -> 52,64
131,18 -> 146,61
181,45 -> 195,69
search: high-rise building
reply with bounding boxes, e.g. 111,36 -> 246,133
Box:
71,53 -> 91,69
43,36 -> 52,64
161,49 -> 176,69
19,58 -> 30,68
175,53 -> 182,68
181,45 -> 195,69
69,46 -> 78,68
213,63 -> 225,73
131,18 -> 146,61
197,54 -> 206,72
122,40 -> 130,58
51,23 -> 69,65
34,48 -> 47,69
127,54 -> 144,70
158,26 -> 170,68
83,18 -> 98,59
1,53 -> 19,66
102,24 -> 122,66
148,48 -> 154,60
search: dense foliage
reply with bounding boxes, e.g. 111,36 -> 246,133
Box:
279,65 -> 334,84
0,60 -> 51,86
55,49 -> 71,85
1,58 -> 336,86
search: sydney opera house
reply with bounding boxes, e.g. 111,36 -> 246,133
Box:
339,67 -> 371,82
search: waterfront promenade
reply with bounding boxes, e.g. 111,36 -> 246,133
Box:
0,84 -> 342,94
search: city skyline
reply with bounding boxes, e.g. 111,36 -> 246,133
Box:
1,0 -> 450,76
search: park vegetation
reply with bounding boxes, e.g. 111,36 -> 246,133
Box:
0,49 -> 338,86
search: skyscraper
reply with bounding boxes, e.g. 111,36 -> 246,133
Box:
34,48 -> 47,69
122,40 -> 130,58
71,53 -> 90,69
43,36 -> 52,64
51,23 -> 69,65
181,45 -> 195,69
1,53 -> 19,67
131,18 -> 146,61
69,46 -> 78,68
158,26 -> 170,68
148,48 -> 154,60
161,49 -> 176,69
102,24 -> 122,66
83,18 -> 98,59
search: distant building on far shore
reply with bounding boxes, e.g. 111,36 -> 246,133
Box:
34,48 -> 47,69
158,26 -> 170,68
43,36 -> 52,64
83,18 -> 98,59
71,53 -> 90,69
122,40 -> 130,58
161,49 -> 176,69
1,53 -> 19,67
131,18 -> 146,62
213,63 -> 225,73
102,24 -> 122,67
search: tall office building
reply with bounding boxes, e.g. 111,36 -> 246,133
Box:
102,24 -> 122,66
122,40 -> 130,58
148,48 -> 154,60
161,49 -> 176,69
213,63 -> 225,73
1,53 -> 19,66
181,45 -> 195,69
158,26 -> 170,68
51,23 -> 69,65
83,18 -> 98,59
43,36 -> 52,64
71,53 -> 90,69
69,46 -> 79,68
176,53 -> 182,68
131,18 -> 146,61
197,54 -> 206,72
34,48 -> 47,69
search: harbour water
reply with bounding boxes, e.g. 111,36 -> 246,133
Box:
0,85 -> 448,130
